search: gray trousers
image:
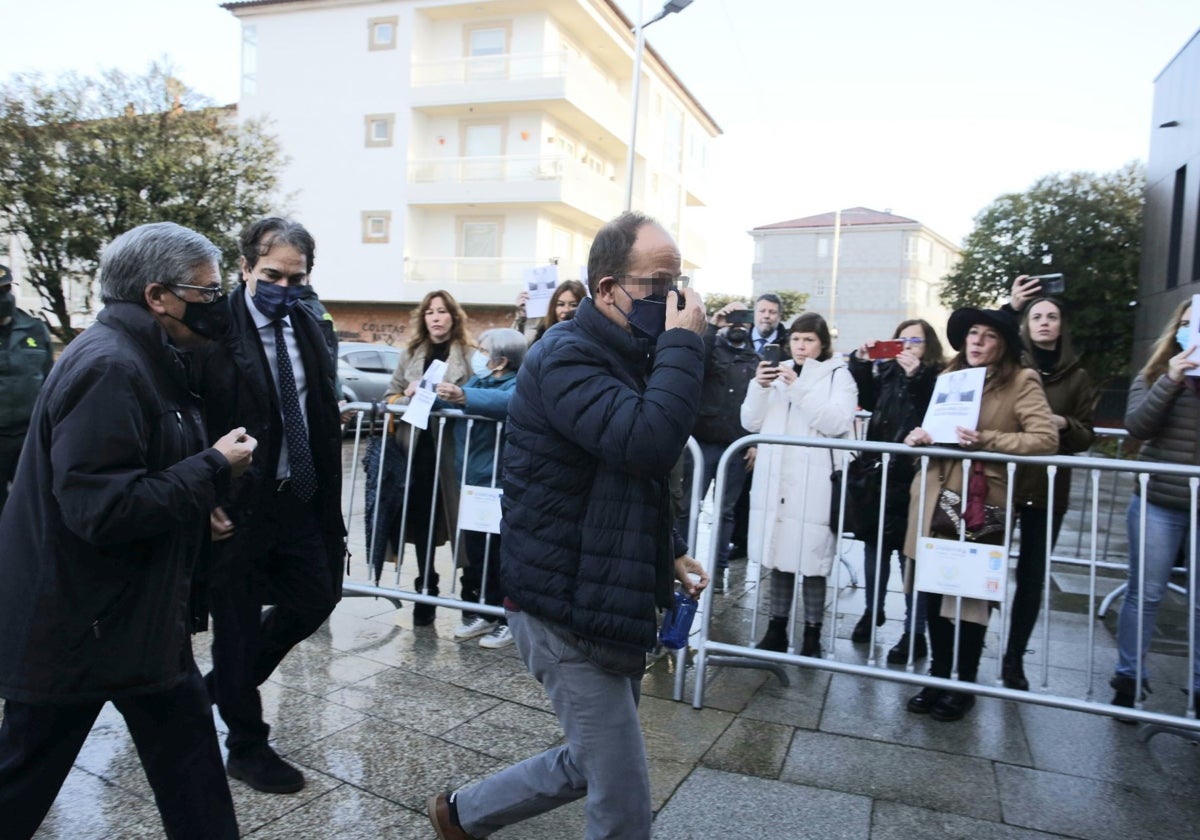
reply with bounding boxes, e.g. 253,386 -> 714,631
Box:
455,610 -> 651,839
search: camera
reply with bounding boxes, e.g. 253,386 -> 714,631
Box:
1027,273 -> 1065,296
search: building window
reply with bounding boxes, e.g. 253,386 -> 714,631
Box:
241,26 -> 257,96
551,227 -> 573,265
816,237 -> 830,259
465,24 -> 510,80
458,217 -> 504,281
361,211 -> 392,243
1167,165 -> 1186,289
369,16 -> 398,51
364,114 -> 395,147
814,276 -> 826,296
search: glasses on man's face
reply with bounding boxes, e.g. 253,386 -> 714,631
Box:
613,274 -> 690,297
169,283 -> 226,304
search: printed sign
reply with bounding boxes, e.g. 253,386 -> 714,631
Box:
914,536 -> 1008,601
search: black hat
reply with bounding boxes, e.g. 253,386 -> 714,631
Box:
0,264 -> 11,286
946,307 -> 1022,363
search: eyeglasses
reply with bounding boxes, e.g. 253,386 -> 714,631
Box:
612,274 -> 690,296
168,283 -> 226,304
900,337 -> 925,345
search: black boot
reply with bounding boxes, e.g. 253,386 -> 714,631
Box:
413,576 -> 439,626
886,632 -> 927,664
1002,654 -> 1029,691
800,623 -> 823,658
851,612 -> 872,644
1109,674 -> 1150,723
756,618 -> 789,652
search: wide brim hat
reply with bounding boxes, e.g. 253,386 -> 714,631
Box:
0,264 -> 11,286
946,307 -> 1022,363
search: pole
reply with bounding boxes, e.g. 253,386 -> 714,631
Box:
829,208 -> 842,344
623,0 -> 647,211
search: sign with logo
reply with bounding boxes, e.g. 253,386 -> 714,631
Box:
914,536 -> 1008,601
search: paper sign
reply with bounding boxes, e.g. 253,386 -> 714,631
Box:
401,359 -> 448,430
458,485 -> 503,534
1188,294 -> 1200,377
523,264 -> 558,320
914,536 -> 1008,601
920,367 -> 987,443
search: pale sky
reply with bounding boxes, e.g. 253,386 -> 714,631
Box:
1,0 -> 1197,296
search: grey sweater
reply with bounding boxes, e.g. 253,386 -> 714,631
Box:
1126,372 -> 1200,510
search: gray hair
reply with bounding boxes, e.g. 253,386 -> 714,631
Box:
100,222 -> 221,304
479,328 -> 527,372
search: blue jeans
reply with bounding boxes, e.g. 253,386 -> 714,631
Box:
676,440 -> 748,568
1115,496 -> 1200,690
455,611 -> 650,839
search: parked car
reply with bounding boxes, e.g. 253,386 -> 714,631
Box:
338,342 -> 402,432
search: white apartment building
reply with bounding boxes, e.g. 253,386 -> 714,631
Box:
750,207 -> 960,354
224,0 -> 720,330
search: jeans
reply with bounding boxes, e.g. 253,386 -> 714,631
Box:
676,440 -> 748,568
1115,496 -> 1200,690
455,611 -> 651,839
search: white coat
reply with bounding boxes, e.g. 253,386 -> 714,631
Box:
740,356 -> 858,576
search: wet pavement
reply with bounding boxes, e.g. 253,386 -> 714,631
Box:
17,444 -> 1200,839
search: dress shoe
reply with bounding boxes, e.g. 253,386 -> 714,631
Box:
428,792 -> 484,839
756,618 -> 789,652
226,744 -> 305,794
886,632 -> 927,664
906,686 -> 943,714
1002,655 -> 1029,691
930,689 -> 976,721
800,623 -> 823,658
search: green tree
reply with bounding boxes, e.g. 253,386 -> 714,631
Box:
940,163 -> 1144,384
0,63 -> 286,342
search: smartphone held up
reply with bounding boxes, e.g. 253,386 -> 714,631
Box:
761,344 -> 782,365
867,339 -> 905,360
1028,273 -> 1065,296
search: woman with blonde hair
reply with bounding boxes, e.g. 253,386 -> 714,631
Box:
383,289 -> 473,625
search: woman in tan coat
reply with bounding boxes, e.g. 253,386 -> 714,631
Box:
901,307 -> 1056,721
383,290 -> 472,625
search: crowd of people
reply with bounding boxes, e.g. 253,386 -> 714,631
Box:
0,209 -> 1197,838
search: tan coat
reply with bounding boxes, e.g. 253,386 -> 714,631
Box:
903,367 -> 1057,625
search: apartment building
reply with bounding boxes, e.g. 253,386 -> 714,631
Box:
749,207 -> 959,354
224,0 -> 720,342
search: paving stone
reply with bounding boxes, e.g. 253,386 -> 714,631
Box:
324,667 -> 501,736
702,717 -> 794,777
870,799 -> 1075,839
242,782 -> 428,839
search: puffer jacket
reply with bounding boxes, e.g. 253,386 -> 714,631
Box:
0,309 -> 54,433
1126,372 -> 1200,510
0,302 -> 229,703
500,298 -> 704,651
1012,351 -> 1095,511
691,324 -> 759,445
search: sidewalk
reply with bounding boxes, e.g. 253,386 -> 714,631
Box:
25,454 -> 1200,839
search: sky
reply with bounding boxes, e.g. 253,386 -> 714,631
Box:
0,0 -> 1197,296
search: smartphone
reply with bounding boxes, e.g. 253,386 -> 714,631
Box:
761,344 -> 782,365
1028,273 -> 1065,296
726,310 -> 754,325
867,340 -> 905,360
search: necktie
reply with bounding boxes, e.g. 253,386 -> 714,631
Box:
273,319 -> 317,502
756,337 -> 766,354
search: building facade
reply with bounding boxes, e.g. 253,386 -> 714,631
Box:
1134,29 -> 1200,368
224,0 -> 719,341
749,207 -> 959,355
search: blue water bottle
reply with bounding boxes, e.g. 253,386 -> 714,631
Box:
660,590 -> 698,650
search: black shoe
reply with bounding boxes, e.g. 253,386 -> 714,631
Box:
887,632 -> 928,664
851,612 -> 875,644
906,686 -> 943,714
756,618 -> 789,653
727,543 -> 747,561
227,744 -> 305,794
931,690 -> 976,721
1109,675 -> 1150,723
414,578 -> 439,626
800,623 -> 822,658
1002,655 -> 1029,691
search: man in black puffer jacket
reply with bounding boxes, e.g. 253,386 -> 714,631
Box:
427,212 -> 709,840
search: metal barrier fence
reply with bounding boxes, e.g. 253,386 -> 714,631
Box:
689,434 -> 1200,737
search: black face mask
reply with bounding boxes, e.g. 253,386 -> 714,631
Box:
727,326 -> 748,345
0,290 -> 14,322
169,294 -> 232,340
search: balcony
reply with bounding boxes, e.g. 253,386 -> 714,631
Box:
407,153 -> 622,223
410,50 -> 628,140
403,258 -> 541,306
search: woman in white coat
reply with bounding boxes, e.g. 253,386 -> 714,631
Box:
741,312 -> 858,656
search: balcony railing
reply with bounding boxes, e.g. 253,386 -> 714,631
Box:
409,153 -> 605,185
412,49 -> 614,90
405,257 -> 539,285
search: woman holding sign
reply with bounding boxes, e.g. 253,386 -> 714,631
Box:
741,312 -> 858,657
901,308 -> 1056,721
512,279 -> 587,345
435,328 -> 525,649
1110,299 -> 1200,712
384,290 -> 473,625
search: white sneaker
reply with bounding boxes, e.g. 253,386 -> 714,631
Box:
479,624 -> 514,649
454,616 -> 498,640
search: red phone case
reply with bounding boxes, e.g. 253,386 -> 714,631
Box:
868,340 -> 904,360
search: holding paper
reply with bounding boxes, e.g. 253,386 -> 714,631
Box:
402,358 -> 447,430
918,367 -> 986,443
522,264 -> 559,321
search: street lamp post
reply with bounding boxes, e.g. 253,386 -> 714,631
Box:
622,0 -> 693,212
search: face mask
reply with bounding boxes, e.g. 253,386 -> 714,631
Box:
252,281 -> 306,321
0,290 -> 14,321
471,350 -> 491,378
614,284 -> 667,342
168,293 -> 232,340
727,326 -> 748,346
1177,326 -> 1191,350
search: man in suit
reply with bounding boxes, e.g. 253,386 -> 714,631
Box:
750,293 -> 785,355
200,218 -> 346,794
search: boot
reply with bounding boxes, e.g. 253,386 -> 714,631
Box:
1109,674 -> 1150,723
800,623 -> 823,658
1002,654 -> 1029,691
886,632 -> 927,664
756,618 -> 789,652
851,609 -> 885,644
413,576 -> 439,626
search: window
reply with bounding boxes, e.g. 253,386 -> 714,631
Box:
814,275 -> 826,296
361,211 -> 392,243
241,26 -> 257,96
364,114 -> 395,148
461,121 -> 506,180
905,234 -> 920,260
1167,165 -> 1186,289
816,237 -> 830,259
552,227 -> 573,265
458,217 -> 504,281
465,25 -> 509,80
369,16 -> 398,51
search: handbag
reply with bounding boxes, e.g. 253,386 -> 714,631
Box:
929,462 -> 1005,544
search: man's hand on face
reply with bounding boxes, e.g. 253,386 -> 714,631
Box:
666,288 -> 707,336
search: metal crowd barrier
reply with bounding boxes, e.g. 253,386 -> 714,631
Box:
688,435 -> 1200,735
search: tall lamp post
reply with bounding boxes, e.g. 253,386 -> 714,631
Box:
623,0 -> 693,211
